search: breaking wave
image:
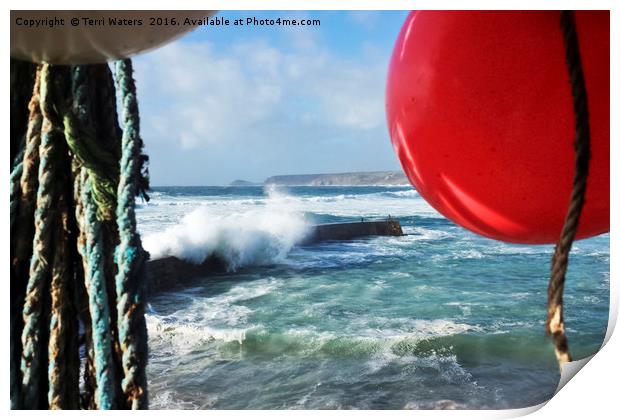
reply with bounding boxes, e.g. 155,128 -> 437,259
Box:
143,188 -> 311,270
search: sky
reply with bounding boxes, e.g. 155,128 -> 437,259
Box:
132,10 -> 410,186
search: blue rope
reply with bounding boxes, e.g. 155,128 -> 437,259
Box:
80,172 -> 117,409
20,63 -> 61,408
114,59 -> 149,409
72,167 -> 98,409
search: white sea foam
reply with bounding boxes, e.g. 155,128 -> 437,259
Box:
408,227 -> 453,241
454,250 -> 484,259
382,189 -> 419,198
583,295 -> 601,304
404,399 -> 468,410
282,318 -> 481,354
340,319 -> 481,375
146,278 -> 282,355
148,389 -> 203,410
143,187 -> 311,269
146,315 -> 252,349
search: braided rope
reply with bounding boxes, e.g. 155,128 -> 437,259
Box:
63,66 -> 120,221
20,63 -> 64,408
546,11 -> 592,367
10,65 -> 43,409
72,167 -> 98,409
80,173 -> 118,409
11,65 -> 43,288
114,59 -> 150,409
12,59 -> 149,409
12,67 -> 43,249
48,159 -> 80,409
62,68 -> 126,407
94,66 -> 127,408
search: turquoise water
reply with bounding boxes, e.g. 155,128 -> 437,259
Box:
137,186 -> 609,409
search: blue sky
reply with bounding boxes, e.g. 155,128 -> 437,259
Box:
133,10 -> 410,185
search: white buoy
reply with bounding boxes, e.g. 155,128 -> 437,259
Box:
11,11 -> 216,64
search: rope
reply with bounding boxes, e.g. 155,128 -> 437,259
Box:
48,138 -> 80,409
546,10 -> 592,367
114,59 -> 150,409
10,65 -> 43,408
63,66 -> 120,221
72,166 -> 98,409
93,65 -> 127,407
63,65 -> 125,408
11,59 -> 149,410
80,172 -> 118,409
12,66 -> 43,256
20,63 -> 64,408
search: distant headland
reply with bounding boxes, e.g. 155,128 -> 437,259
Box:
230,171 -> 409,187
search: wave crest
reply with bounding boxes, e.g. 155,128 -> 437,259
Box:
143,188 -> 311,270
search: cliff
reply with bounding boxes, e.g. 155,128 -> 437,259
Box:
262,171 -> 408,186
229,179 -> 261,186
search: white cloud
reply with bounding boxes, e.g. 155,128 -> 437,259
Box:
133,33 -> 389,151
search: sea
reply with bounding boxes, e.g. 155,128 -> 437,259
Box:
136,185 -> 610,410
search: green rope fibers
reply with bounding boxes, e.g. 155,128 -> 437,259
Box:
62,66 -> 120,221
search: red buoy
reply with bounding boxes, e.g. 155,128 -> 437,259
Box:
386,11 -> 609,244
